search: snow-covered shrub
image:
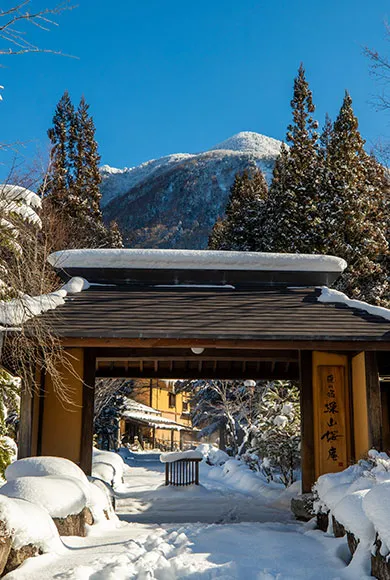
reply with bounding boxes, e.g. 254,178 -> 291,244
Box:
6,456 -> 87,483
3,456 -> 115,525
250,381 -> 301,487
196,444 -> 229,466
314,450 -> 390,568
240,451 -> 264,472
0,475 -> 89,518
88,478 -> 118,523
92,447 -> 125,487
0,495 -> 62,553
0,370 -> 20,478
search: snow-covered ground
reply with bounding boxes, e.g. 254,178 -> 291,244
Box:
4,451 -> 367,579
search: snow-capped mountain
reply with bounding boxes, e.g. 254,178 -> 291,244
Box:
101,131 -> 282,249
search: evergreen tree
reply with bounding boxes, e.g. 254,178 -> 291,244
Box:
264,64 -> 320,252
107,221 -> 124,249
320,92 -> 388,303
45,91 -> 75,211
319,113 -> 333,158
259,143 -> 290,251
43,92 -> 123,249
74,96 -> 103,222
208,168 -> 268,251
208,217 -> 226,250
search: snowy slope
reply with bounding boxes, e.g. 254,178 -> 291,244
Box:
100,131 -> 282,249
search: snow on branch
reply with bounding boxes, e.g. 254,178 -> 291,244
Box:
0,276 -> 89,327
318,286 -> 390,322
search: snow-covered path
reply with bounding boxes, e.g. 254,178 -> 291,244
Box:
116,451 -> 293,524
4,452 -> 365,579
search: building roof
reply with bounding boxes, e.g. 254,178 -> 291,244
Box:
36,285 -> 390,345
121,398 -> 188,431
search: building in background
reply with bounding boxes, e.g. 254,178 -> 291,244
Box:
120,379 -> 195,451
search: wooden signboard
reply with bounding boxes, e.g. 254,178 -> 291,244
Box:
317,366 -> 348,474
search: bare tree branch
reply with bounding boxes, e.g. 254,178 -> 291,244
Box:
364,21 -> 390,111
0,1 -> 76,58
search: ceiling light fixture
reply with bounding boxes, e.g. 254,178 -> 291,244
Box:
191,347 -> 205,355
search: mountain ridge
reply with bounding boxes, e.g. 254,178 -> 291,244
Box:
101,131 -> 282,249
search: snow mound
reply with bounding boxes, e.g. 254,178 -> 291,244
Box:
160,450 -> 203,463
314,452 -> 390,555
318,286 -> 390,322
48,249 -> 347,273
363,482 -> 390,553
211,131 -> 282,157
0,476 -> 88,518
0,495 -> 61,552
6,456 -> 88,483
333,489 -> 375,543
87,480 -> 117,525
92,448 -> 124,488
207,458 -> 294,501
91,462 -> 115,486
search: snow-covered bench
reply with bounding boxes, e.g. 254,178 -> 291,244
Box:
160,450 -> 202,486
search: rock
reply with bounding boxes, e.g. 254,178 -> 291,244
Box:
84,507 -> 94,526
0,521 -> 11,576
53,507 -> 93,537
347,531 -> 359,556
371,535 -> 390,580
291,494 -> 315,521
4,544 -> 41,575
316,511 -> 329,532
332,516 -> 346,538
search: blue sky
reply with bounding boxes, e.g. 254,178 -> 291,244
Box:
0,0 -> 389,180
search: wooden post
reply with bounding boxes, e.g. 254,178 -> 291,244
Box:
300,351 -> 315,493
219,425 -> 226,451
152,426 -> 156,449
365,352 -> 382,450
80,349 -> 96,475
36,367 -> 46,456
18,386 -> 33,459
170,430 -> 174,451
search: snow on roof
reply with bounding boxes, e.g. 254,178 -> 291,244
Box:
48,249 -> 347,273
318,286 -> 390,322
0,276 -> 90,327
123,398 -> 162,416
122,398 -> 187,431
